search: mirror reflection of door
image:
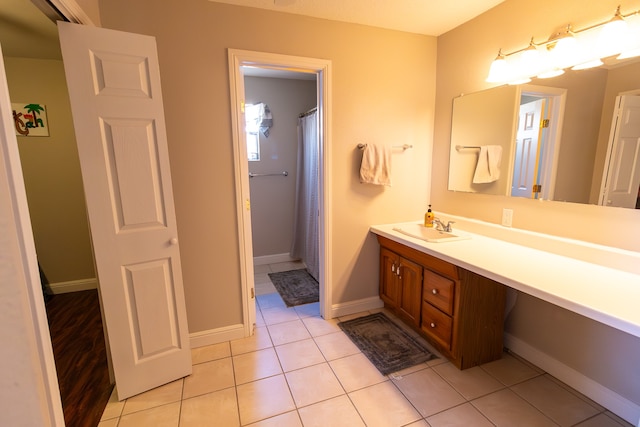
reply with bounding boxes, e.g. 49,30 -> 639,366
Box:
512,99 -> 544,198
599,94 -> 640,208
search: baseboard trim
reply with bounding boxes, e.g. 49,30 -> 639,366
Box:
49,278 -> 97,294
330,296 -> 384,318
190,323 -> 245,349
504,333 -> 640,426
253,253 -> 299,266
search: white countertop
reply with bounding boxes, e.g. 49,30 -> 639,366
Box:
370,221 -> 640,338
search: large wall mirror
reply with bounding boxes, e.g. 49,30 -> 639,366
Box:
448,57 -> 640,209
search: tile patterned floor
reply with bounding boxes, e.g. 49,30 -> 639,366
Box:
99,261 -> 634,427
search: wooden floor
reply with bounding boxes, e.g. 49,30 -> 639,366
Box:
46,290 -> 113,427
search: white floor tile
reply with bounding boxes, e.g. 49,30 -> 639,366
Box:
329,353 -> 387,392
392,367 -> 466,417
275,339 -> 326,372
236,375 -> 296,425
285,363 -> 345,407
349,381 -> 422,427
313,331 -> 361,360
267,319 -> 311,346
180,388 -> 239,427
298,395 -> 366,427
471,388 -> 558,427
233,347 -> 282,385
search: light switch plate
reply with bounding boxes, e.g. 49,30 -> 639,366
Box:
502,208 -> 513,227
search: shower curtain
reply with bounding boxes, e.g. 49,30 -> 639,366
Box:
290,110 -> 319,281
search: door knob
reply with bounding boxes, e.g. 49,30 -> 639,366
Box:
170,238 -> 178,245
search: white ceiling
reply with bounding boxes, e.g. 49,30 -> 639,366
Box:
209,0 -> 506,36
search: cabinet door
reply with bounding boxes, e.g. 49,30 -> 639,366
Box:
398,257 -> 423,327
380,247 -> 400,307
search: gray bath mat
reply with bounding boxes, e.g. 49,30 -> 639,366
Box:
338,312 -> 436,375
268,269 -> 319,307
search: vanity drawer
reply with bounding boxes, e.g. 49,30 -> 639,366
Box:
421,303 -> 452,349
423,269 -> 455,315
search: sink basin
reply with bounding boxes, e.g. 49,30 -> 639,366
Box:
392,224 -> 471,243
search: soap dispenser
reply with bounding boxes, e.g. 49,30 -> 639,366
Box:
425,205 -> 434,227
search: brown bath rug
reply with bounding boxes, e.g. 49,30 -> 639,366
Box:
268,269 -> 319,307
338,312 -> 436,375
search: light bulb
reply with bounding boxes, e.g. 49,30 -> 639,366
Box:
537,68 -> 565,79
518,37 -> 541,77
486,50 -> 510,83
572,59 -> 603,70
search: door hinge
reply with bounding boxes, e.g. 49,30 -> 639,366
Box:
533,184 -> 542,193
241,100 -> 245,113
541,119 -> 550,128
251,288 -> 255,299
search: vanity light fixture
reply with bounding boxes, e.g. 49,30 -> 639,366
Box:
485,49 -> 509,83
486,5 -> 640,84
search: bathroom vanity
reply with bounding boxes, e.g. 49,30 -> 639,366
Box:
371,216 -> 640,370
378,235 -> 506,369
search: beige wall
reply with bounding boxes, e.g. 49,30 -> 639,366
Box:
245,76 -> 317,259
74,0 -> 101,26
435,0 -> 640,411
5,57 -> 95,285
99,0 -> 437,333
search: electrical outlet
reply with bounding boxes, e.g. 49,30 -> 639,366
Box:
502,208 -> 513,227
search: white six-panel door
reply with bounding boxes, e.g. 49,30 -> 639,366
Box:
511,99 -> 544,198
601,95 -> 640,209
58,21 -> 191,400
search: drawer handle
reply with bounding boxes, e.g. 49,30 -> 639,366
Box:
430,322 -> 436,328
431,289 -> 438,295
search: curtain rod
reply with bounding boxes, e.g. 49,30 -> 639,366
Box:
299,107 -> 317,118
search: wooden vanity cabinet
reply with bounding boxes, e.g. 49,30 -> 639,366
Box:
377,235 -> 506,369
379,247 -> 422,327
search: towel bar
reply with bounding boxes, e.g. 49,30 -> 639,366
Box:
357,143 -> 413,150
249,171 -> 288,178
455,145 -> 481,150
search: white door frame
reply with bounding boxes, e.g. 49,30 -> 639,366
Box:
1,1 -> 90,425
227,49 -> 333,333
0,44 -> 65,426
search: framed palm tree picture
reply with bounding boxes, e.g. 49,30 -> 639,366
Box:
12,103 -> 49,137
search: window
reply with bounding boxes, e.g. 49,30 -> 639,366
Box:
245,103 -> 261,161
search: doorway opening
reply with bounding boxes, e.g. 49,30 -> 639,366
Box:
513,84 -> 566,201
0,1 -> 112,424
227,49 -> 333,334
0,0 -> 113,426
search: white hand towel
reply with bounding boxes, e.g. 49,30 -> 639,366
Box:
359,143 -> 392,186
473,145 -> 502,183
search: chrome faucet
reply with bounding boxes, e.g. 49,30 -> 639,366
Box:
433,218 -> 455,232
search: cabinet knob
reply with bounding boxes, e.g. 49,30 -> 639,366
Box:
430,322 -> 436,328
431,289 -> 438,295
170,237 -> 178,245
